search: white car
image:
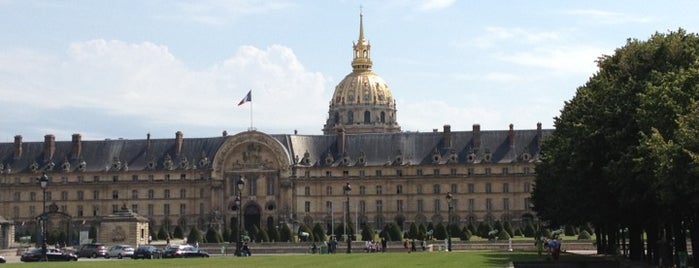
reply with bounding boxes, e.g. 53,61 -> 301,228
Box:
106,244 -> 134,259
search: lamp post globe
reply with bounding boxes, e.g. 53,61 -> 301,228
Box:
235,178 -> 245,257
446,192 -> 453,252
39,173 -> 49,261
343,182 -> 351,253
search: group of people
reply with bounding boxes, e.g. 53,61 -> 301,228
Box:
535,236 -> 562,260
364,238 -> 387,253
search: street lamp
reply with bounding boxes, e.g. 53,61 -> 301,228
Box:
343,182 -> 351,254
235,177 -> 245,257
38,173 -> 49,261
446,192 -> 453,252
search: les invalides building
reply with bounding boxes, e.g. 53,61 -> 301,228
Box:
0,13 -> 550,247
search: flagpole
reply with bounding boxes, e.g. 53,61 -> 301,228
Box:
250,97 -> 254,131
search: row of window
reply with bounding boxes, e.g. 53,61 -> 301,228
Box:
304,182 -> 531,196
11,202 -> 202,220
0,173 -> 207,185
305,197 -> 532,214
8,188 -> 205,202
309,166 -> 532,178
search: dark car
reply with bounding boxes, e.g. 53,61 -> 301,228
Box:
77,243 -> 108,258
162,244 -> 209,258
133,245 -> 162,259
0,255 -> 5,263
20,248 -> 78,262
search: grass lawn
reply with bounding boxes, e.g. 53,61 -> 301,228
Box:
3,251 -> 600,268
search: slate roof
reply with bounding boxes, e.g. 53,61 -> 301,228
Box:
0,127 -> 551,174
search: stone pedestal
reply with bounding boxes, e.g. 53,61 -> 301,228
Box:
0,216 -> 14,249
98,206 -> 149,246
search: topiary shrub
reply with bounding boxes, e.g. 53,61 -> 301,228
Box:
497,229 -> 512,240
577,230 -> 592,240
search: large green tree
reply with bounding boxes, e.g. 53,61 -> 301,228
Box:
532,29 -> 699,266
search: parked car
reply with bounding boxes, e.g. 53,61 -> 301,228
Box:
20,248 -> 78,262
77,243 -> 108,258
106,244 -> 134,259
0,255 -> 5,263
162,244 -> 209,258
133,245 -> 162,259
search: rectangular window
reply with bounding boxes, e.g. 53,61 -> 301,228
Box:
375,170 -> 382,176
450,168 -> 457,175
326,186 -> 332,195
503,198 -> 510,211
485,168 -> 491,175
148,204 -> 154,217
468,199 -> 475,212
523,167 -> 530,175
30,192 -> 36,201
29,206 -> 35,217
164,189 -> 170,199
112,204 -> 119,213
467,168 -> 474,175
376,200 -> 383,214
180,189 -> 186,199
112,175 -> 119,182
326,201 -> 332,212
359,170 -> 365,177
359,200 -> 366,213
396,185 -> 403,194
93,190 -> 99,200
304,201 -> 311,213
486,198 -> 492,212
61,191 -> 68,201
524,182 -> 531,193
180,204 -> 186,216
13,207 -> 19,219
14,192 -> 21,201
433,169 -> 440,176
132,175 -> 139,181
325,171 -> 331,177
132,204 -> 138,214
485,183 -> 492,193
165,174 -> 170,181
148,190 -> 154,200
502,167 -> 509,175
396,169 -> 402,176
148,175 -> 154,181
304,187 -> 310,196
397,200 -> 403,212
433,184 -> 440,194
77,191 -> 84,201
93,176 -> 100,182
164,204 -> 170,216
416,185 -> 423,194
78,176 -> 84,183
46,191 -> 52,201
180,174 -> 186,180
359,186 -> 366,195
450,184 -> 457,194
304,170 -> 310,178
467,183 -> 475,193
343,170 -> 349,177
267,177 -> 275,195
112,190 -> 119,199
417,199 -> 424,213
503,183 -> 509,193
416,169 -> 423,176
434,199 -> 441,212
92,206 -> 99,216
376,185 -> 382,195
77,205 -> 83,217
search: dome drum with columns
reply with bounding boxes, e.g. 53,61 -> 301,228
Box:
323,12 -> 400,135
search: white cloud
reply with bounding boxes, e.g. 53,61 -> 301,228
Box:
568,9 -> 654,25
0,40 -> 327,140
495,46 -> 605,76
168,0 -> 293,24
473,27 -> 561,49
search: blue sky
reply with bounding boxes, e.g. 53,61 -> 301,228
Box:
1,0 -> 698,142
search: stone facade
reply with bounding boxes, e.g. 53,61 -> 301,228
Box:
98,206 -> 149,246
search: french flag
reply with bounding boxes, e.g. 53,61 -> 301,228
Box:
238,90 -> 252,106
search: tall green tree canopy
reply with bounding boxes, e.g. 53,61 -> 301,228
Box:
532,29 -> 699,265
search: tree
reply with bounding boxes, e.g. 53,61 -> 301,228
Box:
173,225 -> 185,239
279,223 -> 292,242
532,29 -> 699,266
187,226 -> 203,244
312,223 -> 326,242
433,222 -> 447,240
267,225 -> 280,242
361,224 -> 376,241
222,227 -> 231,243
157,225 -> 170,240
204,226 -> 222,243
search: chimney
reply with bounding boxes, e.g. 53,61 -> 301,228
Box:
13,135 -> 22,159
472,124 -> 481,148
71,133 -> 82,160
175,131 -> 183,156
537,122 -> 543,147
443,124 -> 452,149
509,124 -> 515,147
337,128 -> 346,156
44,134 -> 55,161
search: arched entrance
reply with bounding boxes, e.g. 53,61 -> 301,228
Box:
243,203 -> 261,231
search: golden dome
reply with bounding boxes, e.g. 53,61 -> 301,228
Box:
323,12 -> 400,135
